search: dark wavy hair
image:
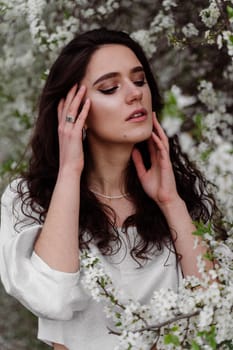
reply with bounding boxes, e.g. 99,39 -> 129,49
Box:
16,28 -> 226,262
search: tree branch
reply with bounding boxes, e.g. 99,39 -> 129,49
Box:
107,309 -> 200,335
215,0 -> 232,30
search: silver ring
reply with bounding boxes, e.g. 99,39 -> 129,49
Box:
65,115 -> 75,123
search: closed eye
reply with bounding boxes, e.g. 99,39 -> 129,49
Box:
99,86 -> 118,94
99,80 -> 147,94
134,80 -> 147,87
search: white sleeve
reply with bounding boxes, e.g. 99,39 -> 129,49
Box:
0,181 -> 90,320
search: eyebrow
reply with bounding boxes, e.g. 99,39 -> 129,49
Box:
93,66 -> 144,86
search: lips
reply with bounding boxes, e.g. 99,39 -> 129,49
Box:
126,108 -> 147,121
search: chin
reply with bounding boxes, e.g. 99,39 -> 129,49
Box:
133,127 -> 152,142
124,133 -> 151,145
116,125 -> 153,144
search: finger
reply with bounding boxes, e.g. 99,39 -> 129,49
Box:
151,131 -> 169,162
61,84 -> 78,126
58,98 -> 65,125
132,148 -> 147,179
152,112 -> 169,151
65,84 -> 78,105
74,98 -> 91,129
147,136 -> 157,164
65,85 -> 87,123
62,84 -> 78,115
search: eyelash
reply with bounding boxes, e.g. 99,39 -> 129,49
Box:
99,80 -> 147,95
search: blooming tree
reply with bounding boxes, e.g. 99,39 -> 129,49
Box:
81,231 -> 233,350
0,0 -> 232,349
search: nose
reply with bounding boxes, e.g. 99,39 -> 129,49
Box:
125,81 -> 143,104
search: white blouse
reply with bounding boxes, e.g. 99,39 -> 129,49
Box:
0,181 -> 182,350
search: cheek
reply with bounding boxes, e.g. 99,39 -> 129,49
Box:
86,96 -> 118,126
145,89 -> 152,106
85,96 -> 101,126
86,104 -> 109,130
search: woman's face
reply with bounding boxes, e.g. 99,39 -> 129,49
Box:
81,44 -> 153,145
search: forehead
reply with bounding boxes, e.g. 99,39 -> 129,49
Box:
85,44 -> 142,79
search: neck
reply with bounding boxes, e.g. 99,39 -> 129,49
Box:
87,140 -> 133,196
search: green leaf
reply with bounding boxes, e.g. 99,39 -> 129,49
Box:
110,295 -> 118,304
191,340 -> 200,350
0,157 -> 27,177
227,5 -> 233,19
0,1 -> 11,15
206,326 -> 217,349
162,90 -> 185,121
64,9 -> 71,19
192,113 -> 203,141
41,70 -> 49,81
0,85 -> 14,102
192,221 -> 212,237
99,276 -> 106,288
229,35 -> 233,45
203,251 -> 215,261
164,334 -> 180,346
197,326 -> 217,349
13,110 -> 32,129
201,148 -> 212,161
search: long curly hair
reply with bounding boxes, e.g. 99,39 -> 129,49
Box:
16,28 -> 226,262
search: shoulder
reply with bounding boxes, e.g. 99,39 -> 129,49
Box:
1,178 -> 32,221
1,178 -> 28,205
1,178 -> 42,227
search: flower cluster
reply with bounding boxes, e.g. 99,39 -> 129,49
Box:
200,1 -> 221,28
81,225 -> 233,350
162,78 -> 233,222
181,23 -> 199,38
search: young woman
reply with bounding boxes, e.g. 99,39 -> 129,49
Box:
0,28 -> 224,350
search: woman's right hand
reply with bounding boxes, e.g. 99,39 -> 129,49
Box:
33,85 -> 90,272
57,84 -> 90,174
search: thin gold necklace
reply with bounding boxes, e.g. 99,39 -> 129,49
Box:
90,189 -> 129,199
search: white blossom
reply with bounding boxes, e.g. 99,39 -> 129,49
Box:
200,1 -> 221,28
131,30 -> 157,58
150,10 -> 175,34
223,30 -> 233,56
182,23 -> 199,38
217,34 -> 223,49
26,0 -> 47,42
198,80 -> 219,111
162,0 -> 177,11
162,116 -> 182,136
80,247 -> 233,349
171,85 -> 196,108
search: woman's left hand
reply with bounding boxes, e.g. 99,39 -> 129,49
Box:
132,112 -> 180,209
